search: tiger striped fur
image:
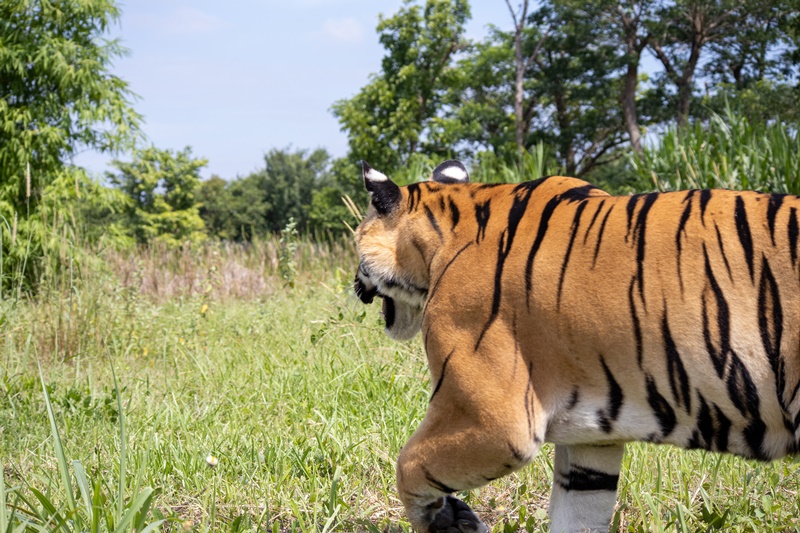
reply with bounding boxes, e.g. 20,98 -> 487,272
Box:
353,160 -> 800,533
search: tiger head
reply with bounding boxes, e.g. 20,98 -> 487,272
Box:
353,160 -> 469,340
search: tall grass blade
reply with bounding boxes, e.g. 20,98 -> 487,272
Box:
0,466 -> 7,533
37,361 -> 77,516
28,487 -> 68,531
72,460 -> 94,532
110,363 -> 126,526
112,487 -> 159,533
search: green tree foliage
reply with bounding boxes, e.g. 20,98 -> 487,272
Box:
435,3 -> 627,176
197,149 -> 363,240
0,0 -> 140,212
197,175 -> 233,239
308,156 -> 367,234
331,0 -> 470,174
261,148 -> 329,233
525,5 -> 627,177
108,147 -> 207,247
0,0 -> 139,292
337,0 -> 798,185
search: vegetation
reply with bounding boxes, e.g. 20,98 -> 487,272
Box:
2,241 -> 800,532
2,0 -> 800,531
108,147 -> 208,247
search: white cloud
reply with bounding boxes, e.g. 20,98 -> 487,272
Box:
132,7 -> 226,36
322,17 -> 364,44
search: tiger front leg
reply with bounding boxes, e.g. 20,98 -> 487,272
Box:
396,410 -> 541,532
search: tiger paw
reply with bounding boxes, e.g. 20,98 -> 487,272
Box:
426,496 -> 489,533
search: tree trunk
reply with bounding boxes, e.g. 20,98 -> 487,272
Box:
514,36 -> 525,152
554,91 -> 575,175
622,60 -> 642,154
676,36 -> 703,128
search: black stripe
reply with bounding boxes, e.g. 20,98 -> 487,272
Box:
597,356 -> 624,433
474,201 -> 491,244
744,418 -> 768,461
788,380 -> 800,409
662,309 -> 691,413
423,468 -> 456,494
592,205 -> 614,268
508,442 -> 525,463
560,184 -> 598,203
628,277 -> 643,368
675,192 -> 694,292
567,388 -> 580,410
691,394 -> 714,450
758,255 -> 787,411
633,192 -> 659,305
766,194 -> 784,245
438,195 -> 445,213
583,200 -> 606,245
558,466 -> 619,492
699,189 -> 712,226
625,194 -> 639,242
702,244 -> 732,378
407,183 -> 421,213
476,184 -> 537,349
524,362 -> 535,440
713,404 -> 731,453
424,204 -> 443,240
714,222 -> 733,281
525,196 -> 560,306
448,197 -> 460,231
425,241 -> 473,313
411,236 -> 430,270
734,196 -> 755,282
646,375 -> 676,438
727,353 -> 760,419
789,207 -> 799,266
430,350 -> 454,402
556,200 -> 589,310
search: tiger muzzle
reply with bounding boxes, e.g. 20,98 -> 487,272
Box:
354,275 -> 378,304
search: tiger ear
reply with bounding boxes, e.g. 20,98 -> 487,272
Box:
431,160 -> 469,184
362,161 -> 401,215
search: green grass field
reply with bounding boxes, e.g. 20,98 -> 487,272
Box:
1,241 -> 799,532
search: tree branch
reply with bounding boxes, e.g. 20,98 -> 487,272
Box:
523,28 -> 551,72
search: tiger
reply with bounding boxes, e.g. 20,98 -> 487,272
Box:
352,159 -> 800,533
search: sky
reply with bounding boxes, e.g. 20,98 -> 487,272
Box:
73,0 -> 507,180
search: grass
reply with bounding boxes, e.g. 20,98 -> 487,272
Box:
5,113 -> 800,532
629,106 -> 800,195
1,240 -> 799,532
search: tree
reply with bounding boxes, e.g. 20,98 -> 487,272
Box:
529,6 -> 627,177
308,157 -> 367,234
505,1 -> 549,152
108,147 -> 207,247
198,175 -> 235,240
570,0 -> 658,154
703,1 -> 795,90
0,0 -> 140,212
432,28 -> 517,160
648,1 -> 739,127
260,148 -> 330,233
332,0 -> 470,173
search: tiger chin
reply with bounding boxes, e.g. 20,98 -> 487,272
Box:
353,160 -> 800,533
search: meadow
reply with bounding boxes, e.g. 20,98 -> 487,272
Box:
1,231 -> 799,533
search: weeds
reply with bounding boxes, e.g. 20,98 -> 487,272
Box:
630,106 -> 800,194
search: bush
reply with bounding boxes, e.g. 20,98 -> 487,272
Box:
630,107 -> 800,194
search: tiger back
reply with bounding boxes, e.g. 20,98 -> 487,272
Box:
353,160 -> 800,533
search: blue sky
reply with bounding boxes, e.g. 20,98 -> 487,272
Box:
73,1 -> 505,180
